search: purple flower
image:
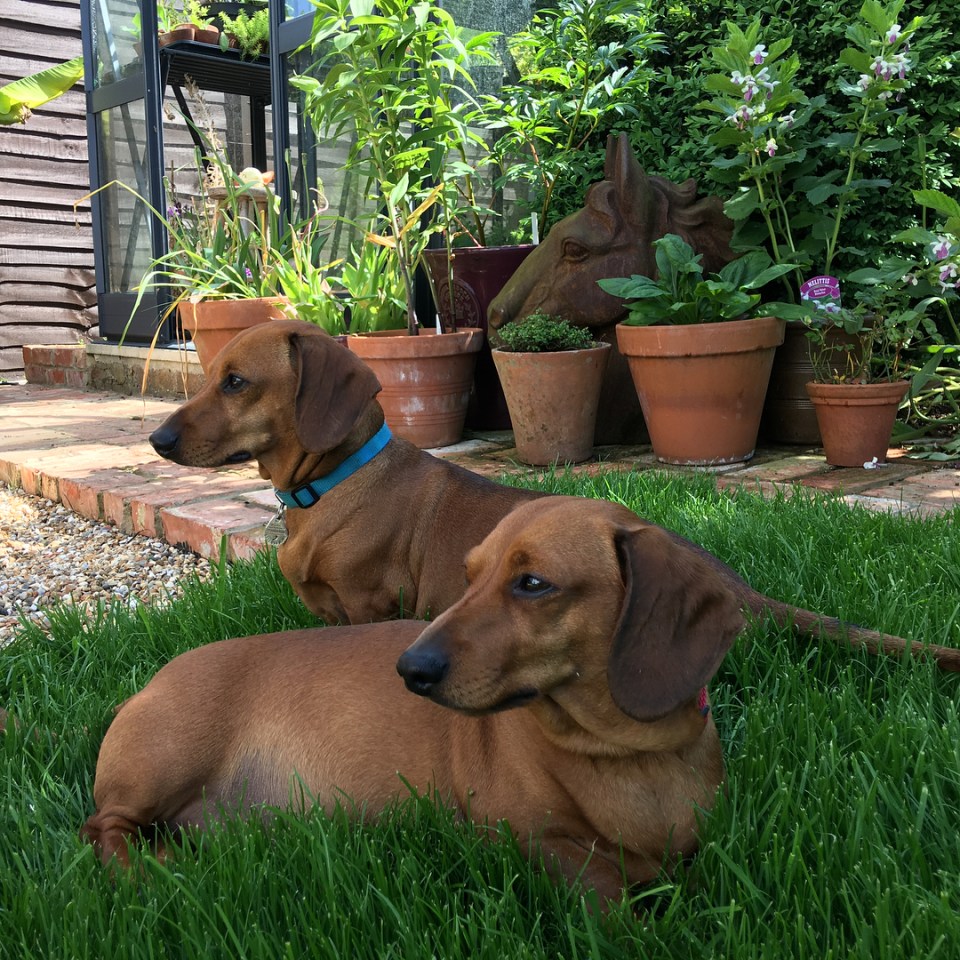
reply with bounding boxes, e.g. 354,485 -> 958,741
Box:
245,267 -> 253,280
750,44 -> 767,65
887,23 -> 902,43
765,138 -> 778,157
931,237 -> 952,261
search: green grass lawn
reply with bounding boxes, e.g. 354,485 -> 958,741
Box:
2,470 -> 959,960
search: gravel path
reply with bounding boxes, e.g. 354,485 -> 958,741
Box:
0,486 -> 212,648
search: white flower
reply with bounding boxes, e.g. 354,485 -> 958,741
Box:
751,43 -> 767,65
887,23 -> 902,43
765,138 -> 778,156
858,74 -> 872,91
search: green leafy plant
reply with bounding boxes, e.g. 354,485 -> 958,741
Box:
181,0 -> 214,30
0,57 -> 83,126
329,239 -> 406,334
495,311 -> 597,352
482,0 -> 662,237
291,0 -> 499,334
219,7 -> 270,58
598,233 -> 795,326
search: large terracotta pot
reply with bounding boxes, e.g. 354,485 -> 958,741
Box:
422,245 -> 537,430
347,328 -> 483,449
805,379 -> 909,467
179,297 -> 290,372
616,316 -> 785,466
492,343 -> 611,465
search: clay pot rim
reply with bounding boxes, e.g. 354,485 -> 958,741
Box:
616,315 -> 785,357
491,342 -> 611,358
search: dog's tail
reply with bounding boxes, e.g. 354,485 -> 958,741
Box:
748,596 -> 960,672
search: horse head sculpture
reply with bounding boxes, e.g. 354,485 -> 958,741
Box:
489,134 -> 735,443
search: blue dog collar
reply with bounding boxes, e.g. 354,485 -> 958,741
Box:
274,423 -> 392,509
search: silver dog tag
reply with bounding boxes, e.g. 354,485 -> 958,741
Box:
264,505 -> 288,547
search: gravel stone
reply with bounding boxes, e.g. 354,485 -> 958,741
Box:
0,486 -> 212,647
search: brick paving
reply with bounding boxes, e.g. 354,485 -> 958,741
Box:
1,381 -> 957,562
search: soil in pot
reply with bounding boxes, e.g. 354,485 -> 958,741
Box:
347,329 -> 483,449
492,342 -> 611,466
616,316 -> 784,466
805,379 -> 909,467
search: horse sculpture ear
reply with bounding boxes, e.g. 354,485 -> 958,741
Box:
605,133 -> 650,227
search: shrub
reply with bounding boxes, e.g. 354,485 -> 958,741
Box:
495,311 -> 597,352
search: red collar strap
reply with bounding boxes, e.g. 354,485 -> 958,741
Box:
697,687 -> 710,722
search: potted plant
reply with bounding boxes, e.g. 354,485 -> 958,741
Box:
800,195 -> 954,467
491,312 -> 610,465
291,0 -> 500,448
181,0 -> 220,45
82,143 -> 347,375
217,5 -> 269,58
598,234 -> 795,465
700,2 -> 926,443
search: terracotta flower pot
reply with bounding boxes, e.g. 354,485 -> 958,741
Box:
178,297 -> 290,372
193,25 -> 221,44
616,316 -> 785,465
492,342 -> 611,465
805,379 -> 909,467
347,329 -> 483,449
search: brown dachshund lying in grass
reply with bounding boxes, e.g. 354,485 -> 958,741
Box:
79,498 -> 746,904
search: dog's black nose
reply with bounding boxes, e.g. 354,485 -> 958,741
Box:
396,648 -> 449,697
149,425 -> 180,457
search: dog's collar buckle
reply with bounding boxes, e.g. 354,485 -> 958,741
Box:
274,423 -> 392,510
264,502 -> 288,547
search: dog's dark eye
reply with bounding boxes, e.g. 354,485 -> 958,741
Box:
512,574 -> 555,598
221,373 -> 246,394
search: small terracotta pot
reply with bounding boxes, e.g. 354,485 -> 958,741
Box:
178,297 -> 290,372
616,316 -> 785,466
347,328 -> 483,449
193,25 -> 221,44
492,343 -> 611,465
805,379 -> 909,467
159,25 -> 196,45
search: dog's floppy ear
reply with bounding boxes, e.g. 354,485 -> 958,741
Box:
607,525 -> 744,721
291,332 -> 382,453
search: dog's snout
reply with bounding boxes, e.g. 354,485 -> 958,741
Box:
396,647 -> 449,697
149,424 -> 180,458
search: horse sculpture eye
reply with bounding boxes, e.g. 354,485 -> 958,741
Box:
562,240 -> 590,263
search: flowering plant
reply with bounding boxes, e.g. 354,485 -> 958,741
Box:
701,0 -> 924,292
801,187 -> 958,385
